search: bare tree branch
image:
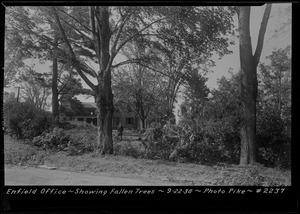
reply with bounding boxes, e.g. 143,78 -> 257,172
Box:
57,7 -> 94,35
52,6 -> 96,92
59,16 -> 94,43
253,4 -> 272,66
115,17 -> 166,57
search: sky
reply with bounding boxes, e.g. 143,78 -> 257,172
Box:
11,4 -> 292,112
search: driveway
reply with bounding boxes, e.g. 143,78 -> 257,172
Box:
4,165 -> 176,186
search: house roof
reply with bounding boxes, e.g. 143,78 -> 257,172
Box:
82,102 -> 97,109
80,102 -> 136,117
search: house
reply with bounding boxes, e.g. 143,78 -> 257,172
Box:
61,102 -> 142,130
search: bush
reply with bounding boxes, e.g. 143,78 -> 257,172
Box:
3,100 -> 52,139
138,123 -> 176,160
63,121 -> 97,155
140,122 -> 164,141
66,129 -> 97,155
257,107 -> 291,169
142,137 -> 176,160
135,118 -> 238,164
175,102 -> 290,168
114,143 -> 142,159
31,127 -> 70,151
32,121 -> 97,156
167,116 -> 240,165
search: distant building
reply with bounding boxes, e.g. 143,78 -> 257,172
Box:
61,102 -> 143,130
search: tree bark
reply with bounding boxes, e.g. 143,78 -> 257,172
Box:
139,102 -> 146,129
238,6 -> 257,165
141,117 -> 146,130
237,5 -> 272,165
95,7 -> 114,155
52,37 -> 59,125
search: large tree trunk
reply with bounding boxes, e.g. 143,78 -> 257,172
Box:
238,7 -> 257,165
52,37 -> 59,125
95,6 -> 114,155
95,88 -> 114,155
237,5 -> 272,165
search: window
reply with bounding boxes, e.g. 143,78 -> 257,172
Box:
86,118 -> 93,124
126,117 -> 134,125
77,118 -> 84,122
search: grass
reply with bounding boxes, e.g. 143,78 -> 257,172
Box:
4,134 -> 291,186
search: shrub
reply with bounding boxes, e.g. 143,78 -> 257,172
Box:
167,116 -> 240,165
142,136 -> 177,160
114,143 -> 142,159
31,127 -> 70,151
257,107 -> 291,169
140,122 -> 164,141
66,129 -> 97,155
32,121 -> 97,156
3,100 -> 52,139
60,121 -> 97,155
138,123 -> 176,160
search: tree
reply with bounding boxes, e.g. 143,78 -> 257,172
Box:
51,6 -> 235,155
181,67 -> 210,117
4,7 -> 35,88
52,6 -> 136,154
256,47 -> 291,168
113,42 -> 164,129
58,68 -> 93,116
236,4 -> 272,165
258,46 -> 291,121
5,6 -> 93,125
113,66 -> 160,129
4,38 -> 25,88
5,6 -> 60,123
15,67 -> 52,110
140,6 -> 235,120
270,4 -> 291,41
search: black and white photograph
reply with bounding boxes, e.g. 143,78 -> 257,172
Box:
2,2 -> 295,212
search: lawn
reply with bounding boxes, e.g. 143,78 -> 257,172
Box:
4,134 -> 291,186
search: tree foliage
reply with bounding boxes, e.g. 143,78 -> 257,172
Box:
140,6 -> 235,119
3,100 -> 52,139
4,7 -> 35,87
258,46 -> 291,123
113,42 -> 165,129
15,67 -> 52,110
113,66 -> 159,129
256,45 -> 291,168
181,67 -> 210,117
5,6 -> 95,122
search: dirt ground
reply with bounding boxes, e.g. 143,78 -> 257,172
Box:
5,165 -> 178,186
